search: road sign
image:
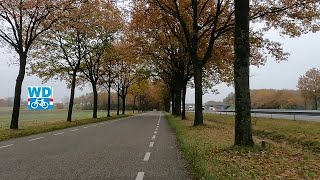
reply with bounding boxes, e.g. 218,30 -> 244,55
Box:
28,86 -> 53,110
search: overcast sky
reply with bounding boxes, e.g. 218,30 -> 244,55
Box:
1,31 -> 320,103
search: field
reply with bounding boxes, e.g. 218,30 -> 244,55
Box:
166,113 -> 320,179
0,107 -> 114,128
0,107 -> 131,141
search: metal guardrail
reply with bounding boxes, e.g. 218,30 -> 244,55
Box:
217,109 -> 320,116
213,109 -> 320,122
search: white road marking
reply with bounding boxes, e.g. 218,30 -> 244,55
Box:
143,152 -> 151,161
53,132 -> 64,136
157,123 -> 159,126
135,172 -> 145,180
83,126 -> 89,129
29,137 -> 44,142
155,128 -> 158,131
152,135 -> 156,140
100,122 -> 104,125
92,124 -> 98,127
149,142 -> 154,147
0,144 -> 14,149
70,129 -> 79,132
154,131 -> 157,134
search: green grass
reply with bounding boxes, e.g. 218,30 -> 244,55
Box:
0,107 -> 133,142
166,113 -> 320,179
0,107 -> 112,128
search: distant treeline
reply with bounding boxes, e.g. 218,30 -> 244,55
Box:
73,92 -> 131,110
73,90 -> 163,111
223,89 -> 314,109
0,97 -> 28,107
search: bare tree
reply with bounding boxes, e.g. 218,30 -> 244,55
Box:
0,0 -> 73,129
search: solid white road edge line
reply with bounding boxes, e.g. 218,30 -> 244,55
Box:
83,126 -> 89,129
53,132 -> 64,136
0,144 -> 14,149
143,152 -> 151,161
29,137 -> 44,142
149,142 -> 154,147
135,172 -> 145,180
152,135 -> 156,140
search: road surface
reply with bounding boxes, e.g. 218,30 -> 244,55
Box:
0,112 -> 190,180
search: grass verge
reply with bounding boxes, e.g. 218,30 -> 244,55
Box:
0,114 -> 131,142
166,113 -> 320,179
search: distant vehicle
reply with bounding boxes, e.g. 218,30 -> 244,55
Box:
188,106 -> 194,111
209,107 -> 216,111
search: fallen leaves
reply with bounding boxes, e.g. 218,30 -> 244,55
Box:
167,113 -> 320,179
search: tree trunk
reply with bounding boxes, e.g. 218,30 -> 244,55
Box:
182,84 -> 187,120
171,87 -> 175,115
304,98 -> 307,109
10,53 -> 27,129
313,96 -> 318,110
174,83 -> 182,116
164,94 -> 170,112
140,97 -> 143,112
107,84 -> 111,117
133,96 -> 136,113
117,87 -> 120,115
67,71 -> 77,121
92,82 -> 98,118
193,60 -> 203,126
122,94 -> 126,115
233,0 -> 254,146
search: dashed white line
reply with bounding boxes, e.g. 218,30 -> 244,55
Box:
143,152 -> 151,161
70,129 -> 79,132
0,144 -> 14,149
83,126 -> 89,129
29,137 -> 44,142
152,135 -> 156,140
149,142 -> 154,147
135,172 -> 145,180
53,132 -> 64,136
155,127 -> 158,131
100,122 -> 104,125
154,131 -> 157,134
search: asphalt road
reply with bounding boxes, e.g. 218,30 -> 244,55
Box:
0,112 -> 191,180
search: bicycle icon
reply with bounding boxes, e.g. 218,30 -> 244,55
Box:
30,98 -> 49,109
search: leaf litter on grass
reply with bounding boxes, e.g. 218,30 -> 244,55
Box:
170,113 -> 320,179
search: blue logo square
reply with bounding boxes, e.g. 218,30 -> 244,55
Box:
28,86 -> 53,111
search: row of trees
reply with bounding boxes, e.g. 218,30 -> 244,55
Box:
129,0 -> 319,145
0,0 -> 153,129
73,82 -> 164,112
1,0 -> 319,146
